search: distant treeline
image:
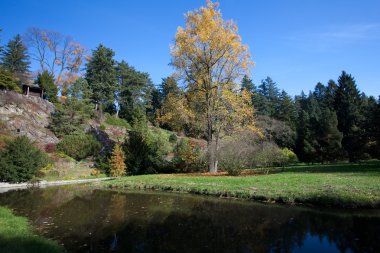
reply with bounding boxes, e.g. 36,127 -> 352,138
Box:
240,72 -> 380,162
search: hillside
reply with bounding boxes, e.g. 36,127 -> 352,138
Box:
0,90 -> 59,145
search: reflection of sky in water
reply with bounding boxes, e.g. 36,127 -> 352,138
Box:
292,233 -> 353,253
0,186 -> 378,253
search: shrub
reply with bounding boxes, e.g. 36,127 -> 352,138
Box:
105,114 -> 131,128
124,118 -> 173,174
45,143 -> 56,153
252,142 -> 285,168
281,148 -> 298,165
169,133 -> 178,143
0,136 -> 49,183
57,133 -> 101,160
218,134 -> 257,175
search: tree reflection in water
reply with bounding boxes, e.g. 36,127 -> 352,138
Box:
0,186 -> 378,253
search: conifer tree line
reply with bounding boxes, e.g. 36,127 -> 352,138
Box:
239,73 -> 380,163
1,25 -> 379,165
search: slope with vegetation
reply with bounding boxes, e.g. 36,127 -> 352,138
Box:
0,1 -> 379,211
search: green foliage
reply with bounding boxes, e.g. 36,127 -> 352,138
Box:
256,115 -> 296,148
253,76 -> 280,117
0,68 -> 21,92
50,82 -> 94,138
57,133 -> 101,160
124,117 -> 173,174
334,71 -> 364,161
116,60 -> 153,121
160,76 -> 182,100
0,34 -> 30,83
35,70 -> 57,103
172,138 -> 205,173
169,133 -> 177,143
105,113 -> 131,128
240,74 -> 255,92
0,136 -> 49,183
281,148 -> 298,165
86,44 -> 117,112
252,142 -> 286,168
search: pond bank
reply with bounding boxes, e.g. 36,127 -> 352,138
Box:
0,177 -> 112,193
0,207 -> 63,253
96,162 -> 380,208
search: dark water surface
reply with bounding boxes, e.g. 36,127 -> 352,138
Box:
0,185 -> 379,253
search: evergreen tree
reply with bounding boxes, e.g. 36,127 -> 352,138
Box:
116,60 -> 153,121
334,71 -> 364,161
0,68 -> 21,92
160,76 -> 182,100
276,90 -> 297,128
361,95 -> 378,158
375,97 -> 380,158
85,44 -> 117,112
36,70 -> 57,103
148,87 -> 161,121
325,80 -> 338,109
313,82 -> 327,107
50,78 -> 94,138
254,77 -> 280,117
0,136 -> 48,183
317,109 -> 343,162
0,34 -> 30,83
240,75 -> 255,92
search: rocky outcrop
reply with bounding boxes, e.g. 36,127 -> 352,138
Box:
0,90 -> 59,144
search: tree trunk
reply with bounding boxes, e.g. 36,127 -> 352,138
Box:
208,139 -> 216,172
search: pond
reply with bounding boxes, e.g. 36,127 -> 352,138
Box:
0,185 -> 379,253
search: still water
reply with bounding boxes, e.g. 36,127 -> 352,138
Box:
0,185 -> 379,253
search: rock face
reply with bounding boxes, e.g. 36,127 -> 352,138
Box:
0,90 -> 59,144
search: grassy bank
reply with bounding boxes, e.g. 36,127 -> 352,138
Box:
0,207 -> 63,253
99,161 -> 380,208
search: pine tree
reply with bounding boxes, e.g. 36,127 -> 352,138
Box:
0,68 -> 20,92
254,77 -> 280,117
334,71 -> 364,161
241,75 -> 255,92
318,109 -> 343,162
110,144 -> 126,177
36,70 -> 57,103
276,90 -> 297,128
0,34 -> 30,83
325,80 -> 337,109
375,97 -> 380,158
85,44 -> 117,112
116,60 -> 153,121
160,76 -> 182,100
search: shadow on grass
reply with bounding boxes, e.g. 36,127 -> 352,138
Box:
255,160 -> 380,174
0,237 -> 63,253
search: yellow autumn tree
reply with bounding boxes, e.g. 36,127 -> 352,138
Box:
157,93 -> 195,132
110,144 -> 126,177
171,1 -> 256,172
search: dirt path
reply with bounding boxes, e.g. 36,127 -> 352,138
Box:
0,178 -> 113,193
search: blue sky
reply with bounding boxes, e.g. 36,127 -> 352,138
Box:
1,0 -> 379,97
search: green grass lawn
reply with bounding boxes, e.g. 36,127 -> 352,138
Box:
0,207 -> 63,253
99,160 -> 380,208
